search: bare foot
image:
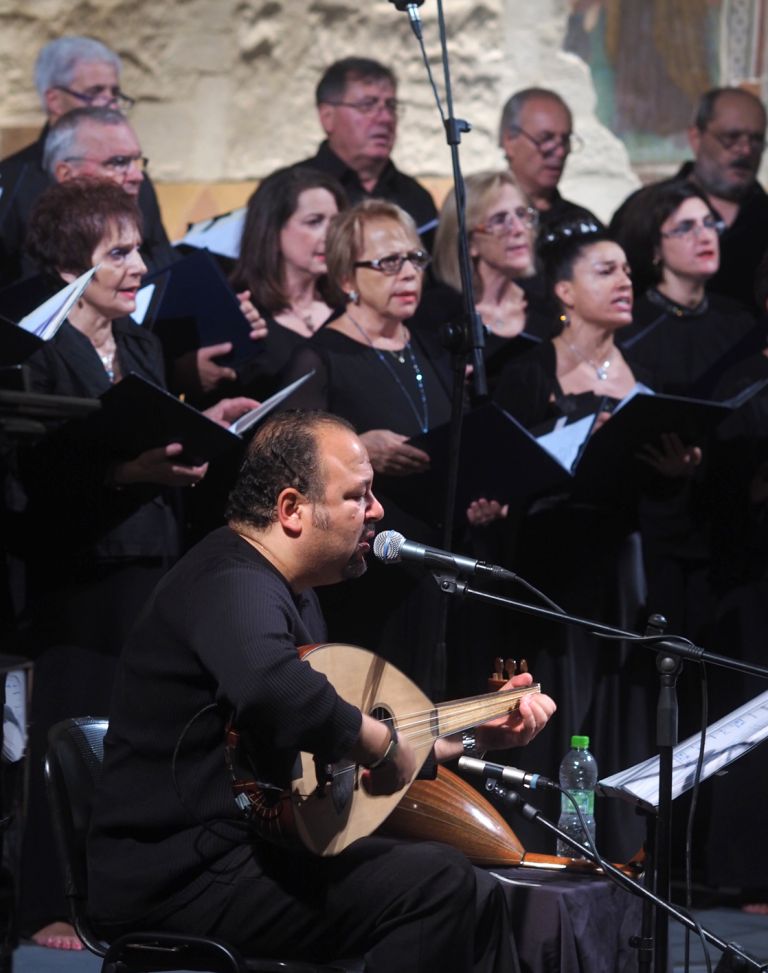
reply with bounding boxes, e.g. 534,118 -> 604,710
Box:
741,903 -> 768,915
31,921 -> 83,950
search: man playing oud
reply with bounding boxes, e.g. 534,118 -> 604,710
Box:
87,410 -> 555,972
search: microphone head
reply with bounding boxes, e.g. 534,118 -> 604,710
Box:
373,530 -> 405,563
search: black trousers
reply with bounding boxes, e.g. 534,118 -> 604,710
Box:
112,837 -> 520,973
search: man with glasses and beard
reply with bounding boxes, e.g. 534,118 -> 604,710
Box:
295,57 -> 438,246
612,86 -> 768,310
0,35 -> 174,288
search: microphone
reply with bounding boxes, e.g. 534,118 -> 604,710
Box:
458,755 -> 559,793
373,530 -> 517,582
388,0 -> 424,39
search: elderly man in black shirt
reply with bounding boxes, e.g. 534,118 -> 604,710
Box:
87,410 -> 555,972
295,57 -> 438,243
0,35 -> 174,289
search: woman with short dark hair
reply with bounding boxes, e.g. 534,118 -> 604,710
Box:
612,179 -> 758,397
16,178 -> 253,948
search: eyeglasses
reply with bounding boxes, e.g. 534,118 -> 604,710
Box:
64,153 -> 149,174
474,206 -> 539,235
661,215 -> 726,239
354,250 -> 431,275
325,97 -> 402,117
54,84 -> 135,112
509,127 -> 583,155
706,128 -> 766,152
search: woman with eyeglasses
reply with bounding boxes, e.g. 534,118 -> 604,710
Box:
13,180 -> 255,949
612,179 -> 759,397
428,170 -> 554,393
284,199 -> 453,693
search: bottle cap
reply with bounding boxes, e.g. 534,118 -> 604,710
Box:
571,734 -> 590,748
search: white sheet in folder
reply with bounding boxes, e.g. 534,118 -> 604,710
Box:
227,370 -> 315,437
536,414 -> 594,471
16,266 -> 97,340
598,687 -> 768,811
176,208 -> 246,259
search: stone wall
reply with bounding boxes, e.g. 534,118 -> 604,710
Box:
6,0 -> 751,233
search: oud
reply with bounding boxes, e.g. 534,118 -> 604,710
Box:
229,641 -> 540,857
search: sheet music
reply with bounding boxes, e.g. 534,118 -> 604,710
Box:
536,414 -> 593,471
598,687 -> 768,811
176,208 -> 246,259
228,370 -> 315,437
16,266 -> 97,340
130,283 -> 156,326
3,668 -> 27,763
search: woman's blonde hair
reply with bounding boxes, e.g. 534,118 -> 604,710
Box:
432,170 -> 534,297
325,199 -> 421,305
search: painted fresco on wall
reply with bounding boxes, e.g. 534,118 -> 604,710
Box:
564,0 -> 766,168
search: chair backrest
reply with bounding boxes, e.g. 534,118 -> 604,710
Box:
44,716 -> 109,954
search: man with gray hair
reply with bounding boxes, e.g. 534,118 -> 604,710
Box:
0,35 -> 173,288
499,87 -> 596,229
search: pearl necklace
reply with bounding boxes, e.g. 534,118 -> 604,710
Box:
564,339 -> 614,381
345,310 -> 429,434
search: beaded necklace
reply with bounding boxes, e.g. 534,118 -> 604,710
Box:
345,310 -> 429,434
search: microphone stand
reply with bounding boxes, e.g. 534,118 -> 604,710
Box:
393,0 -> 489,700
433,571 -> 768,973
487,781 -> 768,972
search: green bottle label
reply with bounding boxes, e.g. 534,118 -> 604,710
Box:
561,789 -> 594,815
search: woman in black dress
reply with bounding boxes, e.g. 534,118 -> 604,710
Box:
284,199 -> 453,696
428,170 -> 553,393
491,220 -> 699,861
231,165 -> 347,400
15,180 -> 253,947
613,180 -> 759,397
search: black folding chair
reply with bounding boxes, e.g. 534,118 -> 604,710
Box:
44,716 -> 356,973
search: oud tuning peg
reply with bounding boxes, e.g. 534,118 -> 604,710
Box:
488,656 -> 507,692
518,658 -> 529,674
504,658 -> 516,679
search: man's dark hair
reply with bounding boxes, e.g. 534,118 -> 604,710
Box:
693,86 -> 767,131
498,87 -> 572,146
25,177 -> 143,278
612,180 -> 715,294
316,57 -> 397,106
537,216 -> 608,294
231,165 -> 347,314
226,411 -> 356,530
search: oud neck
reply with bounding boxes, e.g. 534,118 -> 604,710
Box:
434,685 -> 540,739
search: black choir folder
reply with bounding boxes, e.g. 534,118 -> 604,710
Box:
409,381 -> 768,521
144,249 -> 255,368
77,370 -> 313,466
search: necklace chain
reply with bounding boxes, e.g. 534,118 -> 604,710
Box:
345,311 -> 429,434
564,339 -> 614,381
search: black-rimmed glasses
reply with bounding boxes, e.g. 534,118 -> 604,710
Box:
508,126 -> 583,155
705,127 -> 767,152
54,84 -> 135,112
354,250 -> 431,275
474,206 -> 539,235
661,215 -> 726,239
63,154 -> 149,174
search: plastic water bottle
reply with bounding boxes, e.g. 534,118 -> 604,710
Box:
556,734 -> 597,859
